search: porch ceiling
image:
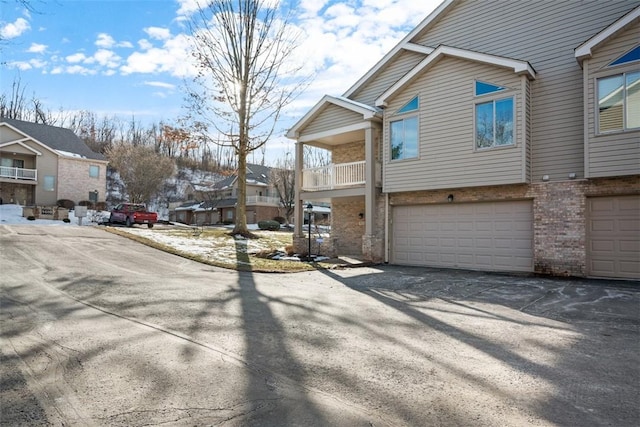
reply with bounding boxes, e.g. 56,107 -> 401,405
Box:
301,128 -> 364,149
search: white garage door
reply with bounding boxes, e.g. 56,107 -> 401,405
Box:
587,195 -> 640,280
392,201 -> 533,272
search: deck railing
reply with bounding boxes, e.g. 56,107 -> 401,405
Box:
0,166 -> 37,181
302,161 -> 366,191
246,195 -> 281,205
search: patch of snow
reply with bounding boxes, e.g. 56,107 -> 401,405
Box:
0,204 -> 106,226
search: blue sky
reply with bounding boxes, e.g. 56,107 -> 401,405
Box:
1,0 -> 441,163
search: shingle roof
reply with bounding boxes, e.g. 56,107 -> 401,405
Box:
1,117 -> 106,161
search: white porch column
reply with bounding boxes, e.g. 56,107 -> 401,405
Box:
364,123 -> 376,236
294,141 -> 304,237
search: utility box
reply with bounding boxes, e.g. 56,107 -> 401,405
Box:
75,206 -> 87,225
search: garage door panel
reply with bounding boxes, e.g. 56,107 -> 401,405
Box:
587,195 -> 640,279
392,201 -> 533,272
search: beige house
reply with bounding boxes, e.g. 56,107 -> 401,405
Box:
288,1 -> 640,279
0,118 -> 107,207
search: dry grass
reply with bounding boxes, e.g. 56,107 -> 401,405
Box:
101,225 -> 329,272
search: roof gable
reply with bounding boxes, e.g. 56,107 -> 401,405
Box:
286,95 -> 381,139
343,0 -> 456,98
0,140 -> 43,156
575,5 -> 640,65
376,45 -> 536,108
0,118 -> 106,161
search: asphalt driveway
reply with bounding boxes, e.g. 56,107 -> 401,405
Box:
1,224 -> 638,426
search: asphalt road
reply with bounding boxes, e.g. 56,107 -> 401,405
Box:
1,224 -> 639,426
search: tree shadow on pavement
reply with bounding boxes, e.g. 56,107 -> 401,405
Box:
318,264 -> 640,426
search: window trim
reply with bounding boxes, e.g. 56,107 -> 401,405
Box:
473,95 -> 516,151
595,70 -> 640,135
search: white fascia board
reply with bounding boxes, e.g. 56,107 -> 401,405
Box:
575,6 -> 640,65
403,43 -> 435,55
343,0 -> 456,98
375,45 -> 536,108
298,122 -> 373,143
0,139 -> 43,156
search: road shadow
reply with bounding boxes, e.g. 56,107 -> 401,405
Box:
317,264 -> 640,426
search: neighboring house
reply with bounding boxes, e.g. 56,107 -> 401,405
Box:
0,118 -> 107,207
170,163 -> 282,225
288,1 -> 640,279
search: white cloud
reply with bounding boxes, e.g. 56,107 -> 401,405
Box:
1,17 -> 30,39
144,81 -> 176,89
94,49 -> 121,68
96,32 -> 133,49
96,33 -> 116,48
121,33 -> 195,78
145,27 -> 171,40
27,43 -> 47,53
66,52 -> 87,63
66,65 -> 96,75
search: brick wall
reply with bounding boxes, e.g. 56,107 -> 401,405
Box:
331,197 -> 365,255
332,141 -> 364,164
57,158 -> 107,204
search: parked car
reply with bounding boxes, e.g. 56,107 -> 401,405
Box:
109,203 -> 157,228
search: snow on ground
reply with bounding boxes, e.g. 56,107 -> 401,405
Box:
0,203 -> 330,264
0,204 -> 108,226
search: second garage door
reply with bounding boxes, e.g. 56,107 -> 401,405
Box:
392,201 -> 533,272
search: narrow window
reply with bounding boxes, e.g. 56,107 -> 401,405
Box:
43,175 -> 55,191
89,165 -> 99,178
475,98 -> 514,149
390,116 -> 418,160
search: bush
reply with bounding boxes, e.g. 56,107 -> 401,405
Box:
95,201 -> 107,211
27,216 -> 36,221
222,220 -> 234,225
57,199 -> 75,209
258,220 -> 280,231
78,200 -> 95,209
273,216 -> 285,224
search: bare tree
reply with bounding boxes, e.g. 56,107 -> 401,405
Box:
187,0 -> 309,237
106,143 -> 176,204
270,152 -> 295,225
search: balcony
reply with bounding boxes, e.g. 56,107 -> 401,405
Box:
0,166 -> 37,181
302,161 -> 366,191
246,195 -> 281,206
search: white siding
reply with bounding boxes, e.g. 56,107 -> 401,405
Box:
383,56 -> 526,193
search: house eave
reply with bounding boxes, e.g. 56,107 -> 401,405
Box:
574,5 -> 640,66
375,45 -> 536,108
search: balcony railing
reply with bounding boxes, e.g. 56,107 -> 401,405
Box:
0,166 -> 37,181
246,195 -> 281,206
302,161 -> 366,191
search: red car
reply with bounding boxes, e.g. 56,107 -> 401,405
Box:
109,203 -> 157,228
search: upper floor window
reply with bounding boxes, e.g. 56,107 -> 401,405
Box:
390,96 -> 419,160
474,81 -> 514,149
597,71 -> 640,133
609,45 -> 640,67
475,81 -> 505,96
89,165 -> 99,178
475,97 -> 514,149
